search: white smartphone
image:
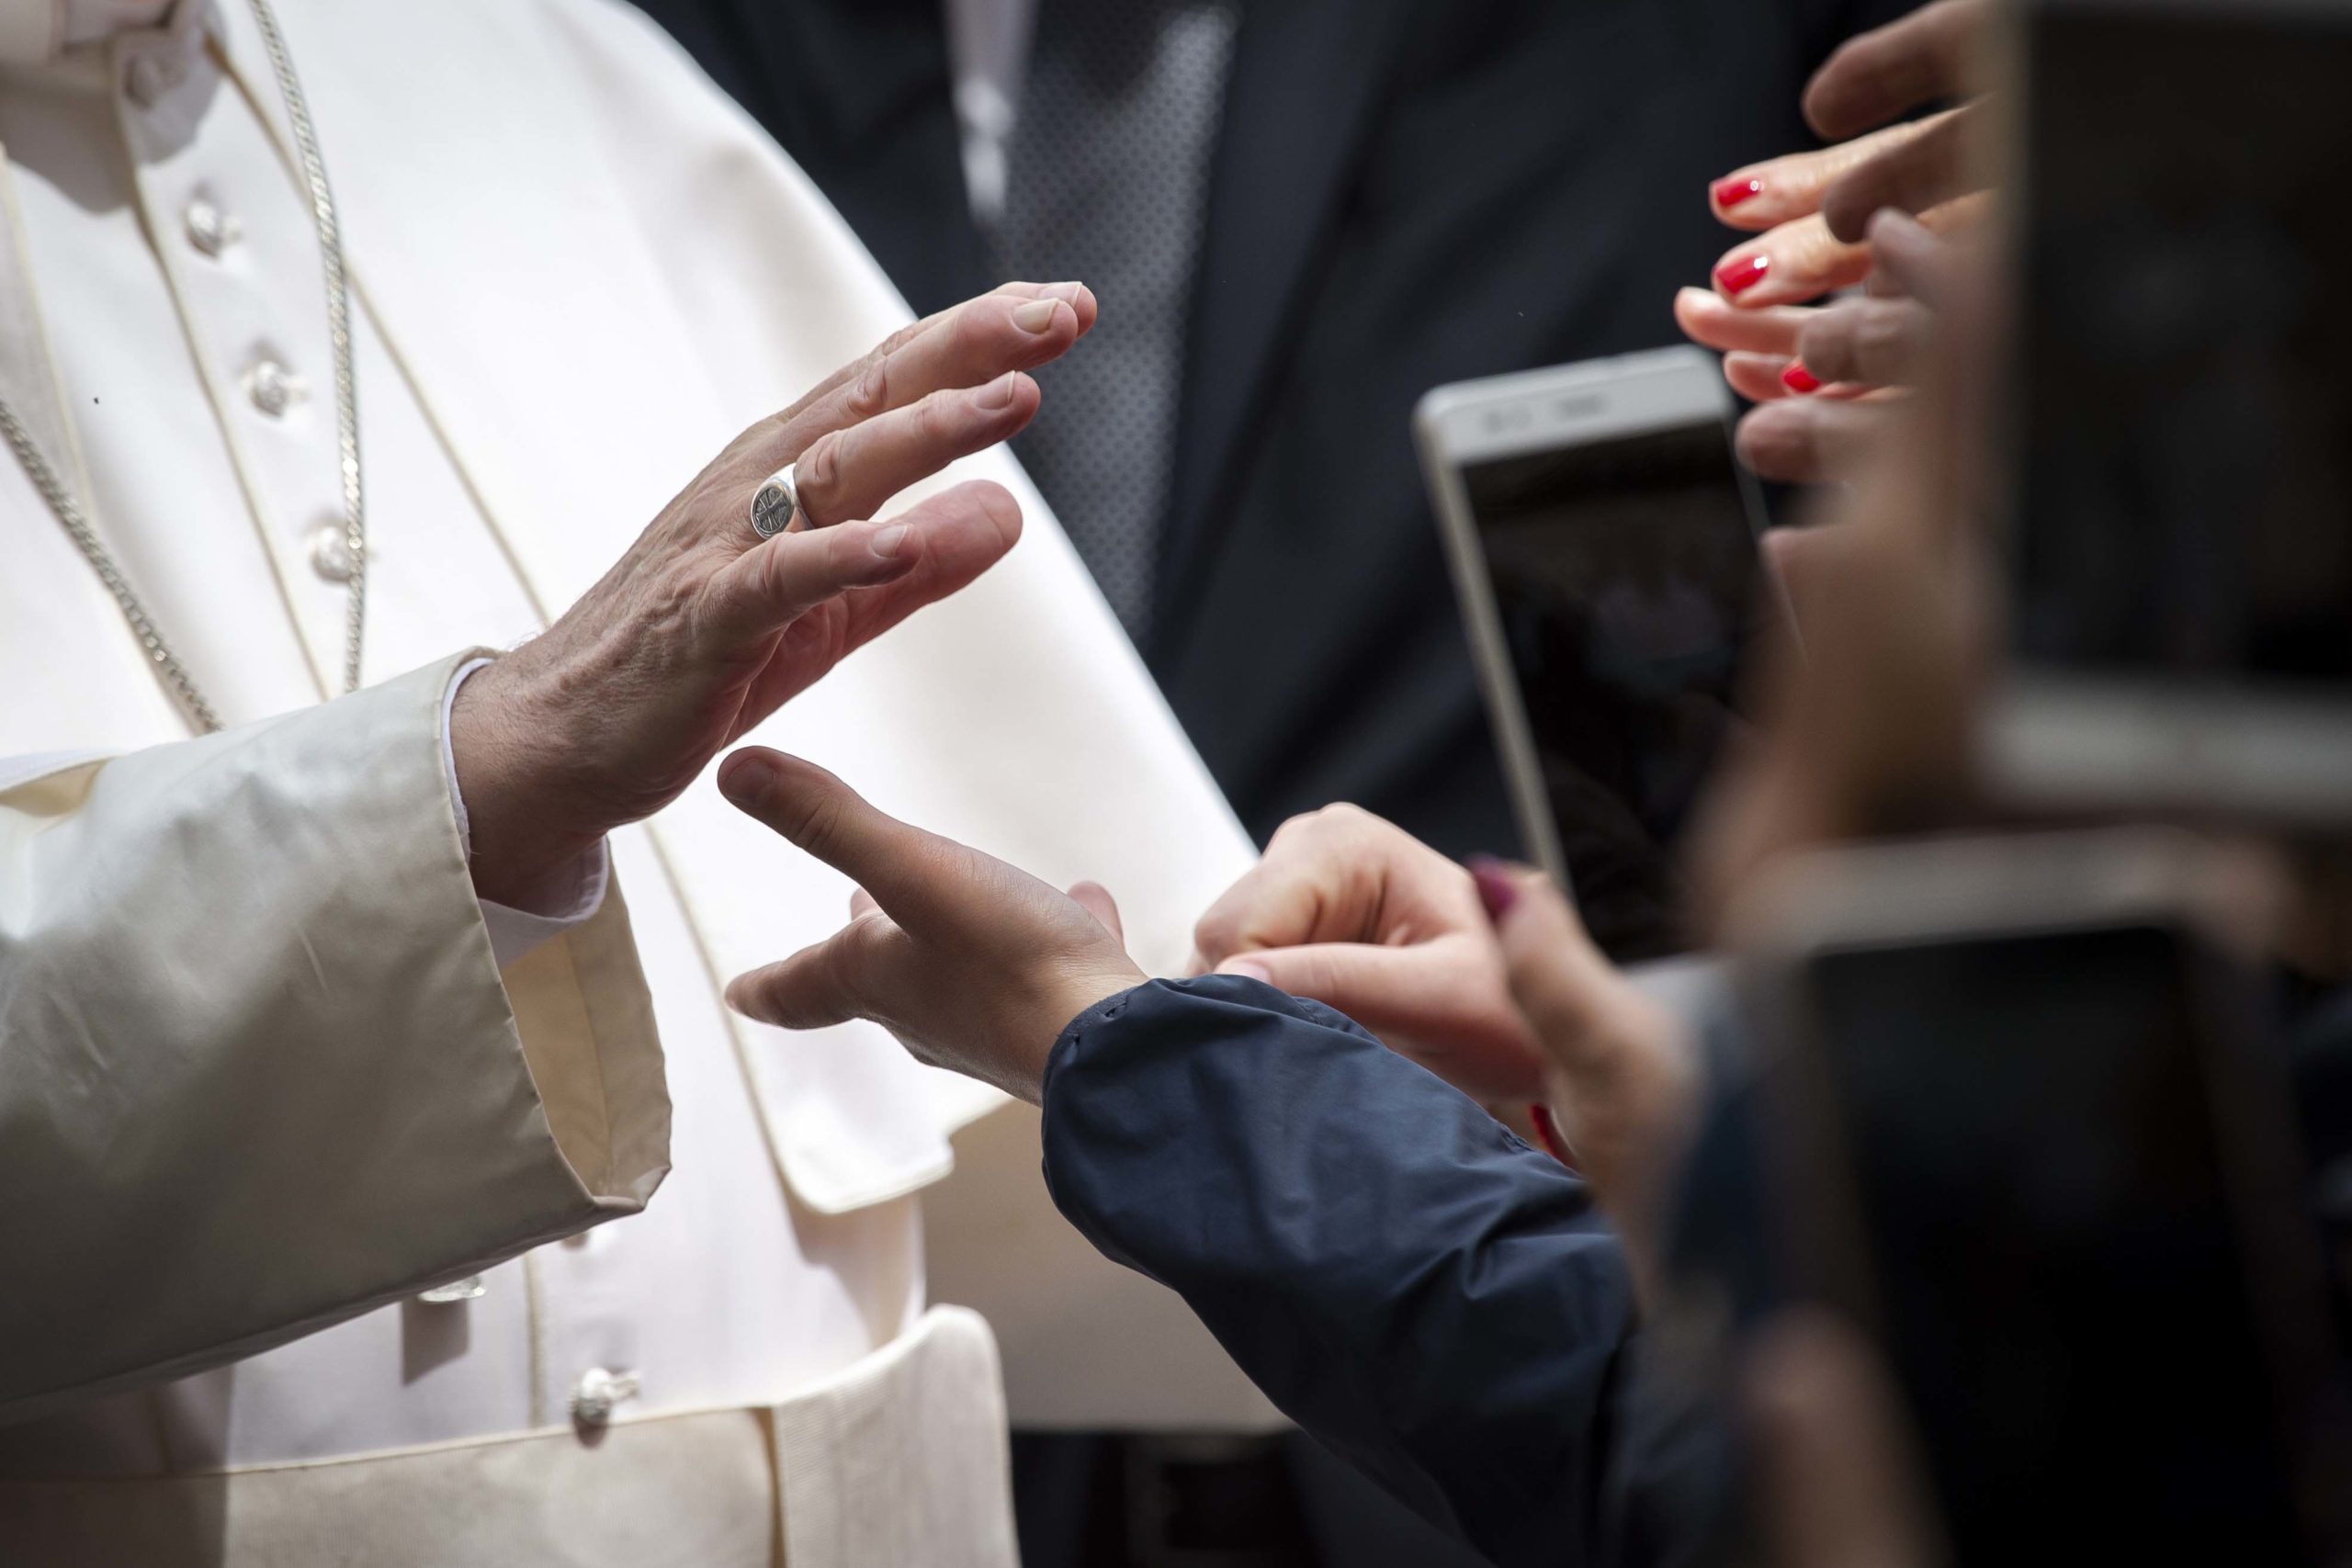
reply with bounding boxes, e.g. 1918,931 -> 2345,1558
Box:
1415,346 -> 1780,961
1730,831 -> 2350,1564
1988,0 -> 2352,822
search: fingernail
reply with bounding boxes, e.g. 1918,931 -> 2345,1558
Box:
718,751 -> 775,804
869,524 -> 912,558
1714,254 -> 1770,297
1713,176 -> 1764,211
1047,281 -> 1085,303
1012,298 -> 1063,333
1217,959 -> 1272,985
976,370 -> 1019,411
1528,1102 -> 1574,1167
1781,362 -> 1822,395
1467,856 -> 1519,922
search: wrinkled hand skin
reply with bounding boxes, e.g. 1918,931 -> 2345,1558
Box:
452,283 -> 1097,907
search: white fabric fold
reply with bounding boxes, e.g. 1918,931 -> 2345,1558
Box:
0,653 -> 671,1424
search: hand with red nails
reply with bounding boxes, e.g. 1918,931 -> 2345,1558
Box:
1188,805 -> 1549,1100
1676,0 -> 1996,483
452,282 -> 1095,906
714,749 -> 1146,1105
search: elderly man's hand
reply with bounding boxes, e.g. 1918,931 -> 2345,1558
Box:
1188,805 -> 1550,1100
451,283 -> 1094,906
715,749 -> 1146,1105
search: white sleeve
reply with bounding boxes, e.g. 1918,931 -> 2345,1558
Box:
0,653 -> 670,1424
438,656 -> 610,968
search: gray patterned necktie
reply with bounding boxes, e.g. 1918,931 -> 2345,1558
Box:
989,0 -> 1239,645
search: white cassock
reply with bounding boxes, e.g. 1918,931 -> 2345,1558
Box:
0,0 -> 1274,1562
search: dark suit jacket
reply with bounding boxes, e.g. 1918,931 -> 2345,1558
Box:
632,0 -> 1922,870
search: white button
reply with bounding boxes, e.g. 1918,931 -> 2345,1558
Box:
248,360 -> 304,419
571,1367 -> 640,1430
123,52 -> 180,107
185,196 -> 240,257
308,524 -> 356,584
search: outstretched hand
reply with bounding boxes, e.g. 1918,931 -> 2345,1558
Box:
715,748 -> 1146,1105
453,282 -> 1095,907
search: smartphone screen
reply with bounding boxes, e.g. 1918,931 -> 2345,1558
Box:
2012,0 -> 2352,691
1798,926 -> 2323,1562
1461,416 -> 1767,961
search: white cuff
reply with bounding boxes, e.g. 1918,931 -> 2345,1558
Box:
442,658 -> 610,968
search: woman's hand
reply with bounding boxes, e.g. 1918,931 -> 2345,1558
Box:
452,283 -> 1094,906
1477,862 -> 1696,1293
1678,0 -> 1995,482
714,748 -> 1146,1105
1189,805 -> 1548,1100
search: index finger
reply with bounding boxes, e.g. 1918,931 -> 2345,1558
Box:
1804,0 -> 1989,141
771,284 -> 1095,461
717,749 -> 962,931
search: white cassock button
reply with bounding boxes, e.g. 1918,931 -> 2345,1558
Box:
248,359 -> 304,419
571,1367 -> 640,1430
123,52 -> 181,108
185,197 -> 241,257
308,524 -> 356,584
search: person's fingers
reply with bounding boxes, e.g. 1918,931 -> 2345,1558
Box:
789,373 -> 1040,529
1747,1312 -> 1948,1568
1712,214 -> 1871,309
1725,352 -> 1800,405
1487,864 -> 1618,1075
1820,106 -> 1982,244
736,481 -> 1025,718
769,285 -> 1094,461
1066,881 -> 1125,947
1736,396 -> 1902,485
724,914 -> 904,1032
717,748 -> 967,931
1796,297 -> 1936,389
825,480 -> 1024,650
1675,288 -> 1815,358
1866,206 -> 1975,310
1708,114 -> 1956,232
1219,937 -> 1548,1097
1804,0 -> 1989,141
702,515 -> 924,649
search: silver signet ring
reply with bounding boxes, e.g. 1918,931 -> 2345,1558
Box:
750,464 -> 802,540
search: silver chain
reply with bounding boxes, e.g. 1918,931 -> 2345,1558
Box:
0,0 -> 364,734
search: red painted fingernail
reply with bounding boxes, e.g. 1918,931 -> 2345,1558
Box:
1713,176 -> 1764,211
1714,254 -> 1770,297
1468,856 -> 1519,922
1528,1102 -> 1574,1168
1781,363 -> 1822,395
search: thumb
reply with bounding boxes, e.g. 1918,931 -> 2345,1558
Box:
725,914 -> 898,1032
718,748 -> 959,932
1066,881 -> 1125,947
1220,940 -> 1468,1037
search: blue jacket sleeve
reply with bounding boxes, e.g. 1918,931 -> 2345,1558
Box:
1039,976 -> 1642,1568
